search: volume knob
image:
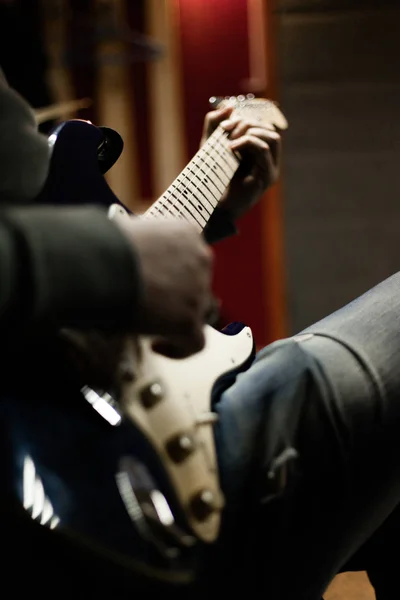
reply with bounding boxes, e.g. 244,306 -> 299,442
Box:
190,489 -> 217,522
166,433 -> 196,463
140,381 -> 163,409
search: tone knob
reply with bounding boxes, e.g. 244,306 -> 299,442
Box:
139,381 -> 163,409
190,489 -> 217,522
166,433 -> 196,463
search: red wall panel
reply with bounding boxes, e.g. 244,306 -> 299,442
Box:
176,0 -> 269,346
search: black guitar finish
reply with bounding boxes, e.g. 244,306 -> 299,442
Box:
37,120 -> 125,208
3,120 -> 254,583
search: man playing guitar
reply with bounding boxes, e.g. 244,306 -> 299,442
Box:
0,68 -> 399,600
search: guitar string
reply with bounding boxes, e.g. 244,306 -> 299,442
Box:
142,115 -> 243,227
143,126 -> 236,226
161,127 -> 235,218
151,100 -> 274,225
142,100 -> 273,227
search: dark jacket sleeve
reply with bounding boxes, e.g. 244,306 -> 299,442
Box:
0,205 -> 142,337
0,69 -> 142,336
0,67 -> 238,243
0,68 -> 235,340
0,69 -> 50,204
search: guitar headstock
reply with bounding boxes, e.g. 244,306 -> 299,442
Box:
209,93 -> 288,131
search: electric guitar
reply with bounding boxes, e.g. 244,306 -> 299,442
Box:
4,96 -> 288,581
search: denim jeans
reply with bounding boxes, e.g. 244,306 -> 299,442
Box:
209,271 -> 400,599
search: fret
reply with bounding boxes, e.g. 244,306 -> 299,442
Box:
149,194 -> 202,229
214,144 -> 239,173
159,194 -> 196,223
206,131 -> 239,169
168,182 -> 208,227
144,125 -> 241,232
196,152 -> 228,189
204,143 -> 238,179
199,145 -> 237,186
214,136 -> 239,170
185,164 -> 219,210
172,180 -> 212,216
146,200 -> 203,233
174,174 -> 215,215
188,163 -> 227,212
180,168 -> 215,212
142,95 -> 288,232
150,204 -> 167,217
146,196 -> 183,219
199,152 -> 233,191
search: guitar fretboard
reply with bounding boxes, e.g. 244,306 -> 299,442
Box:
143,126 -> 240,231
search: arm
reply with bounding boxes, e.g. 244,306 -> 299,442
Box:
0,70 -> 212,359
0,205 -> 142,338
0,70 -> 142,337
0,69 -> 49,204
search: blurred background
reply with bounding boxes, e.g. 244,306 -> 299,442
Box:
2,0 -> 400,357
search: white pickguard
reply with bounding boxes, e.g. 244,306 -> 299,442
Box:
119,323 -> 254,543
108,204 -> 254,542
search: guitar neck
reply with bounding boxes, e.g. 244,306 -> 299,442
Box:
143,126 -> 240,231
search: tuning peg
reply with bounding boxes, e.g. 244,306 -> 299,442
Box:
208,96 -> 221,107
209,96 -> 235,108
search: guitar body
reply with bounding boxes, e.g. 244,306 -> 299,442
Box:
4,321 -> 254,581
4,118 -> 257,577
37,119 -> 125,208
